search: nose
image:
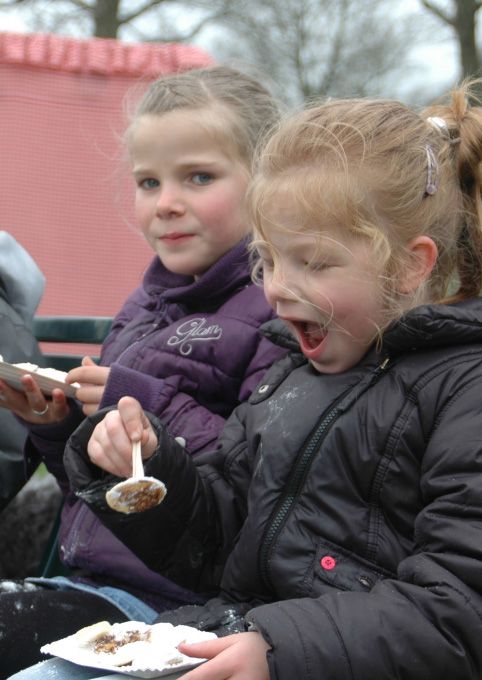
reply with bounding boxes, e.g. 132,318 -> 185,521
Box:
263,265 -> 298,306
155,184 -> 186,219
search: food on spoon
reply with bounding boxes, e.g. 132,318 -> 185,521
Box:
105,440 -> 167,514
106,477 -> 167,514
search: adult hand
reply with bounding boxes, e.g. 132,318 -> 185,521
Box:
178,632 -> 271,680
67,356 -> 110,416
87,396 -> 158,478
0,374 -> 70,424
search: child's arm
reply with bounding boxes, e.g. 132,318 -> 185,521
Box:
64,397 -> 251,592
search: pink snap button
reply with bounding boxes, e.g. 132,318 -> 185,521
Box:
320,555 -> 336,570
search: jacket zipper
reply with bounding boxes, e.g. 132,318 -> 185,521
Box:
258,357 -> 391,592
114,318 -> 166,366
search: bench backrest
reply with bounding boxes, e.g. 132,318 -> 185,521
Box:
33,315 -> 113,371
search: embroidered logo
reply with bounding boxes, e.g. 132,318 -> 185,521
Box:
167,318 -> 223,356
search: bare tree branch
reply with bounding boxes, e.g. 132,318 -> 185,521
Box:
317,0 -> 349,93
66,0 -> 94,10
420,0 -> 454,27
0,0 -> 32,5
119,0 -> 168,25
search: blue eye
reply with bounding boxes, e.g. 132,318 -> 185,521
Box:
139,178 -> 159,190
192,172 -> 214,185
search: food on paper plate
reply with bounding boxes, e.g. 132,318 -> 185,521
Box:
8,359 -> 77,385
0,354 -> 80,396
41,620 -> 218,676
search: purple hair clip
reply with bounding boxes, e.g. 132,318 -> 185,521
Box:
425,144 -> 438,196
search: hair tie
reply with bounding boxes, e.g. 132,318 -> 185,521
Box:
427,116 -> 448,134
426,115 -> 460,145
425,145 -> 438,196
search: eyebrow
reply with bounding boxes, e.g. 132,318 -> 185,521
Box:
132,159 -> 223,175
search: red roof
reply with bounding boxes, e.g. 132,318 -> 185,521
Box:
0,31 -> 214,317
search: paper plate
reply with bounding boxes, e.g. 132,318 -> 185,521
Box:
41,620 -> 217,678
0,359 -> 78,397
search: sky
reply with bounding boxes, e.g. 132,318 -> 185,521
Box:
0,0 -> 463,102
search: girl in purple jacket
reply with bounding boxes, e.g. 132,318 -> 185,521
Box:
0,66 -> 285,677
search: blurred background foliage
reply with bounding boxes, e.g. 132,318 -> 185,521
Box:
0,0 -> 480,104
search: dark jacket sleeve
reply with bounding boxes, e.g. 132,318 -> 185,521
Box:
64,404 -> 252,592
0,300 -> 45,509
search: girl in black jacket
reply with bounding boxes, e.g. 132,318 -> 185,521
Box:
15,81 -> 482,679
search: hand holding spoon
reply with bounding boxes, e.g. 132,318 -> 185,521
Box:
105,440 -> 167,514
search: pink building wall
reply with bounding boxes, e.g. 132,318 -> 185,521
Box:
0,31 -> 213,317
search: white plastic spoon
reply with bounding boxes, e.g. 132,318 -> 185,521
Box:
105,441 -> 167,514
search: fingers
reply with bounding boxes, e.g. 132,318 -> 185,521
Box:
76,384 -> 103,412
87,398 -> 159,476
117,396 -> 151,442
118,397 -> 158,459
20,374 -> 52,418
179,636 -> 237,660
0,376 -> 69,423
21,376 -> 70,422
88,409 -> 134,477
81,402 -> 99,417
67,361 -> 109,386
46,388 -> 70,420
179,633 -> 271,680
178,635 -> 251,680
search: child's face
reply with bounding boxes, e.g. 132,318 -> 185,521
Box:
259,201 -> 385,374
130,109 -> 249,277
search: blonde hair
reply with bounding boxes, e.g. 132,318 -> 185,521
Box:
249,80 -> 482,329
125,65 -> 281,169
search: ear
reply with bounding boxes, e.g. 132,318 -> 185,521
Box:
398,236 -> 438,294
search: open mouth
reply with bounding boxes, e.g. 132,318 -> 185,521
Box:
291,320 -> 328,355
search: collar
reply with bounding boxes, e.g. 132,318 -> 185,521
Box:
143,239 -> 252,307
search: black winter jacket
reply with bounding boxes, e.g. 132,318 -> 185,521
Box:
65,299 -> 482,680
0,232 -> 45,510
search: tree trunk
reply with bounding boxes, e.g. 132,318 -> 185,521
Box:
454,0 -> 481,78
92,0 -> 122,38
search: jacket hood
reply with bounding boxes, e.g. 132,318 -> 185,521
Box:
264,300 -> 482,359
383,299 -> 482,354
0,232 -> 45,325
143,239 -> 253,308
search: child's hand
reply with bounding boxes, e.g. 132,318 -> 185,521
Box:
67,356 -> 110,415
178,632 -> 271,680
87,396 -> 158,478
0,375 -> 69,423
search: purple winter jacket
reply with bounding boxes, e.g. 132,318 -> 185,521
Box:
25,240 -> 285,611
